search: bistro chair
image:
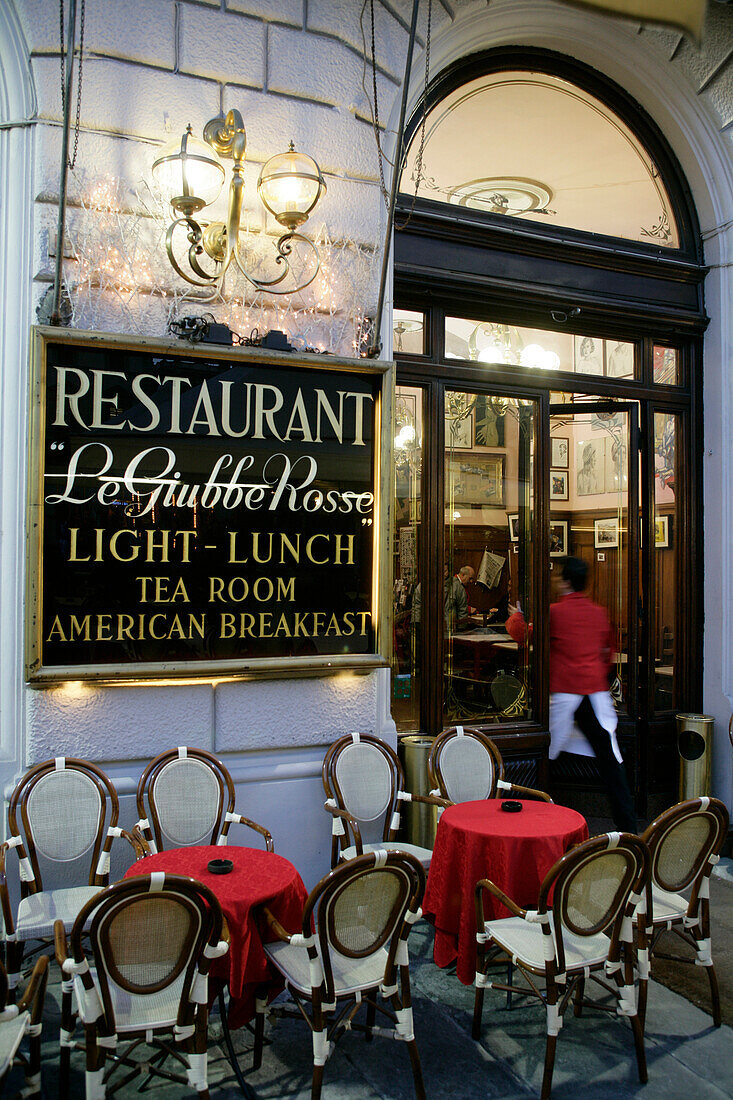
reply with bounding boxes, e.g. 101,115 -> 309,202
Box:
0,757 -> 140,993
135,746 -> 273,853
322,733 -> 445,869
54,873 -> 228,1099
256,850 -> 426,1100
473,832 -> 649,1100
428,725 -> 552,806
637,795 -> 729,1028
0,955 -> 49,1097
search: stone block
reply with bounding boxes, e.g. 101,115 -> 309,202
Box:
179,4 -> 266,87
221,84 -> 382,181
83,0 -> 176,69
25,682 -> 215,763
226,0 -> 303,26
307,0 -> 410,82
267,24 -> 398,114
31,55 -> 221,141
383,0 -> 454,46
215,673 -> 381,751
14,0 -> 67,53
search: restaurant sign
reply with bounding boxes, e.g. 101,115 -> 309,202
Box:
26,329 -> 391,683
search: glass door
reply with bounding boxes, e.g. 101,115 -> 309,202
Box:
549,401 -> 640,716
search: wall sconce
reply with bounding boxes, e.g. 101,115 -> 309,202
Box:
152,109 -> 326,293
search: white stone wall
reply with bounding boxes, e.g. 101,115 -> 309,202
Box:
1,0 -> 732,895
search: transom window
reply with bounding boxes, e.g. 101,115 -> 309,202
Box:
400,70 -> 680,248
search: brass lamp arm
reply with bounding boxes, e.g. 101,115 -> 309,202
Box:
232,232 -> 322,294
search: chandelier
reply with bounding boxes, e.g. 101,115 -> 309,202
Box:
152,109 -> 326,294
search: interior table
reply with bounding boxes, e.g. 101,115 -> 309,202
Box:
423,799 -> 588,985
124,845 -> 307,1095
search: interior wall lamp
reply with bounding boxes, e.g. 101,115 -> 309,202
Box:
152,109 -> 326,293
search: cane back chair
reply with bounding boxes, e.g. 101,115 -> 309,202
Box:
257,849 -> 426,1100
637,795 -> 729,1028
55,873 -> 228,1099
428,726 -> 551,806
322,733 -> 445,869
0,956 -> 48,1097
135,746 -> 273,853
473,832 -> 649,1100
0,758 -> 138,994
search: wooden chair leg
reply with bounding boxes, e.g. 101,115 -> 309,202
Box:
631,1012 -> 648,1083
406,1036 -> 427,1100
706,964 -> 721,1027
540,1034 -> 558,1100
637,976 -> 648,1031
5,942 -> 23,1004
365,996 -> 376,1041
573,977 -> 585,1018
472,984 -> 485,1040
311,1062 -> 325,1100
252,990 -> 266,1070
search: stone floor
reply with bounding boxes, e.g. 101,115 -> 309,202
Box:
6,868 -> 732,1099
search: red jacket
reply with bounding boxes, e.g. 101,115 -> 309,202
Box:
506,592 -> 612,695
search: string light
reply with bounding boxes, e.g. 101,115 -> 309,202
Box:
57,174 -> 380,357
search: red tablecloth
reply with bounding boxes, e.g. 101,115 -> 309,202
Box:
124,845 -> 308,1027
423,800 -> 588,985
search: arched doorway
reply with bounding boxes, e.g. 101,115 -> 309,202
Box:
390,49 -> 705,820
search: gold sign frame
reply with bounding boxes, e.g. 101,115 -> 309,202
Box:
26,327 -> 393,685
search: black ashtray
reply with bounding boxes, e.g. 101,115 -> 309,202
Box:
500,800 -> 523,813
208,858 -> 233,875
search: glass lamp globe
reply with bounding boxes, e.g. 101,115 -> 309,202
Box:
152,125 -> 225,216
257,142 -> 326,230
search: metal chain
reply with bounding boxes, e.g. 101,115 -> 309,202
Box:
370,0 -> 389,209
395,0 -> 431,231
59,0 -> 85,170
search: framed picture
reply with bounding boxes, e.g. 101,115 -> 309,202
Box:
473,396 -> 505,448
577,437 -> 605,495
550,521 -> 568,557
508,513 -> 519,541
605,435 -> 628,492
573,335 -> 604,376
550,469 -> 569,501
447,455 -> 505,506
606,341 -> 634,379
655,515 -> 670,548
551,436 -> 569,468
594,517 -> 619,548
445,410 -> 473,450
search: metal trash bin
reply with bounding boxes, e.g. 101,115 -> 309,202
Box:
676,713 -> 714,800
398,735 -> 438,848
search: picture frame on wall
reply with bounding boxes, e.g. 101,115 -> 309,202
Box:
573,335 -> 604,376
508,513 -> 519,541
473,396 -> 506,448
550,521 -> 568,556
655,515 -> 670,547
577,437 -> 605,495
594,517 -> 619,548
447,454 -> 505,507
551,436 -> 569,468
445,410 -> 473,450
550,470 -> 569,501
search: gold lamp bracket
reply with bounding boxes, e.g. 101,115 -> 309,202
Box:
203,110 -> 246,160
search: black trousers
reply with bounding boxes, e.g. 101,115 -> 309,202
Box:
573,695 -> 638,834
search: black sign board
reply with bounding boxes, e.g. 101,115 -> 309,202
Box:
26,330 -> 390,683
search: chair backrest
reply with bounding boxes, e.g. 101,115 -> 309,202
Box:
427,726 -> 504,803
538,833 -> 649,975
69,874 -> 225,1034
8,757 -> 120,892
323,734 -> 404,841
303,851 -> 425,1005
642,796 -> 728,900
137,747 -> 236,851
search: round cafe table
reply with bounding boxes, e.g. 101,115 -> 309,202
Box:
124,845 -> 308,1028
423,799 -> 588,985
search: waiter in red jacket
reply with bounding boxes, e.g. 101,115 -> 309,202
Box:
507,556 -> 637,833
